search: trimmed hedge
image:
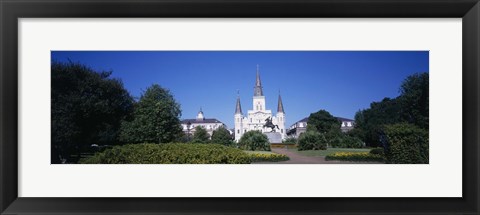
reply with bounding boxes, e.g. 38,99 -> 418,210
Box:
238,130 -> 270,151
246,151 -> 289,162
79,143 -> 251,164
384,123 -> 428,164
369,148 -> 385,156
325,152 -> 384,162
297,131 -> 327,151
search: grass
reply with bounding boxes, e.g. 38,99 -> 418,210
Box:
288,148 -> 371,157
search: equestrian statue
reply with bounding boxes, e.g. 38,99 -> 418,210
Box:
263,117 -> 279,132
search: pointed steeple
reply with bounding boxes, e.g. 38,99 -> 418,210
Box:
254,65 -> 264,96
235,91 -> 243,114
277,92 -> 285,113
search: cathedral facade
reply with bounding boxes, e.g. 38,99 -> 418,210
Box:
234,67 -> 286,142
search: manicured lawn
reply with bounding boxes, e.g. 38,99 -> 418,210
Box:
288,148 -> 371,157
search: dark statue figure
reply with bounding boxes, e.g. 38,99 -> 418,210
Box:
263,117 -> 279,132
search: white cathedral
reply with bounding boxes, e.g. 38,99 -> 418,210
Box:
234,66 -> 286,142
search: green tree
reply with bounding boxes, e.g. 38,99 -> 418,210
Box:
398,72 -> 429,129
306,109 -> 342,146
120,84 -> 182,144
306,110 -> 341,134
354,98 -> 402,147
51,61 -> 134,164
211,127 -> 234,146
238,130 -> 270,151
192,126 -> 210,143
350,72 -> 429,147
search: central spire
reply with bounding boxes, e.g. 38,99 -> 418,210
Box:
254,64 -> 264,96
277,92 -> 285,113
235,90 -> 243,114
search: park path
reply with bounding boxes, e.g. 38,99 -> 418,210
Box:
255,148 -> 378,164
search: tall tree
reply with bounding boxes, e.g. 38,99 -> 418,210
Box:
351,97 -> 402,147
192,126 -> 210,143
120,84 -> 182,144
306,110 -> 341,134
350,72 -> 429,147
211,127 -> 234,146
398,72 -> 429,129
51,62 -> 134,164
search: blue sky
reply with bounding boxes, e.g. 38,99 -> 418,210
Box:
51,51 -> 429,128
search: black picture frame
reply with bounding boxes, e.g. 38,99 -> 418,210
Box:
1,0 -> 479,214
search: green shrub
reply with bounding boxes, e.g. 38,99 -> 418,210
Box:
342,135 -> 364,148
328,134 -> 364,148
369,147 -> 384,156
384,123 -> 428,164
326,152 -> 384,162
245,151 -> 289,162
328,135 -> 343,148
297,131 -> 327,151
238,130 -> 270,151
79,143 -> 251,164
282,137 -> 297,144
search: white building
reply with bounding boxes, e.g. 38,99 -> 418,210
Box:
234,66 -> 286,141
181,109 -> 226,138
286,116 -> 355,138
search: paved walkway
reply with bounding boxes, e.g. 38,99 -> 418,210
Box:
254,148 -> 380,164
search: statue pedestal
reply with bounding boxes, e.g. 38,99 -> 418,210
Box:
265,132 -> 282,144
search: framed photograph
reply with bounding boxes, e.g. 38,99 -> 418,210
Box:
1,0 -> 479,214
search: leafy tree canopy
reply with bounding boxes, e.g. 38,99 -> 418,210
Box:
192,126 -> 211,143
211,127 -> 234,146
306,109 -> 341,134
120,84 -> 182,144
350,72 -> 429,147
51,61 -> 134,163
398,72 -> 429,129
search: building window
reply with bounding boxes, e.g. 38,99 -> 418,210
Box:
237,129 -> 240,134
281,129 -> 283,133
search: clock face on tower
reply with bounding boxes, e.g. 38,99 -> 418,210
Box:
254,112 -> 264,118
